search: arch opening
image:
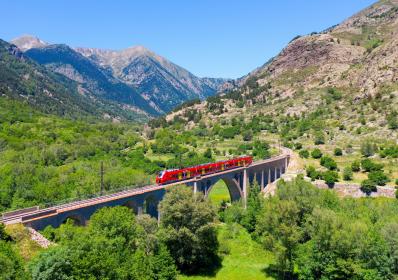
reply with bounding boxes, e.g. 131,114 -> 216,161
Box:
62,214 -> 84,226
143,195 -> 158,217
122,200 -> 139,214
205,177 -> 242,203
207,180 -> 231,207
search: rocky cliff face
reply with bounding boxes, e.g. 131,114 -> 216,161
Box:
252,0 -> 398,99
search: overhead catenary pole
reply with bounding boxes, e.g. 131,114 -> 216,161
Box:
100,161 -> 104,195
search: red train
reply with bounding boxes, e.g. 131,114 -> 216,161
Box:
156,156 -> 253,185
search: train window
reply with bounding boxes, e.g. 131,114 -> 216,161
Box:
158,171 -> 165,178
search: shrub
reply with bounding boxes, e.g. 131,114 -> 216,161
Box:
396,178 -> 398,186
334,148 -> 343,156
299,150 -> 309,158
294,142 -> 303,150
314,133 -> 325,145
360,179 -> 377,195
306,166 -> 321,181
351,160 -> 361,172
322,170 -> 339,187
361,159 -> 383,172
368,171 -> 389,186
320,156 -> 337,170
327,87 -> 342,100
360,141 -> 377,157
311,148 -> 323,159
343,167 -> 353,181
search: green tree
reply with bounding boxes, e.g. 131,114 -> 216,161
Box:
322,170 -> 339,187
361,141 -> 377,157
0,240 -> 28,280
159,186 -> 219,273
241,181 -> 262,233
351,160 -> 361,172
311,148 -> 323,159
334,147 -> 343,156
343,166 -> 353,181
30,247 -> 73,280
320,156 -> 337,170
299,150 -> 309,159
368,170 -> 389,186
361,179 -> 377,195
255,199 -> 301,278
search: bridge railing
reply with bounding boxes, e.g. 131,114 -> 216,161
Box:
1,179 -> 153,217
42,179 -> 153,209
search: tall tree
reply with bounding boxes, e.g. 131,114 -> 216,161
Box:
158,186 -> 219,273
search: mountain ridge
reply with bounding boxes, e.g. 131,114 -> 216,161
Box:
11,35 -> 230,114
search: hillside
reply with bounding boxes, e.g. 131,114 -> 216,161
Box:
161,0 -> 398,187
0,39 -> 147,121
169,0 -> 398,140
24,44 -> 158,116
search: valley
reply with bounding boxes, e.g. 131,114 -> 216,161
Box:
1,1 -> 398,279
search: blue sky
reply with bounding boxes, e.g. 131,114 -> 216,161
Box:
1,0 -> 374,78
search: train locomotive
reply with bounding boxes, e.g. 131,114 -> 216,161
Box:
156,156 -> 253,185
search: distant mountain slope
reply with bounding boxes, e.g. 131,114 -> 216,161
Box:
0,39 -> 149,121
10,35 -> 48,51
24,44 -> 159,116
76,46 -> 229,112
12,35 -> 229,114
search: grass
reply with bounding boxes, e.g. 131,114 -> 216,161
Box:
178,223 -> 274,280
5,224 -> 43,262
208,181 -> 231,206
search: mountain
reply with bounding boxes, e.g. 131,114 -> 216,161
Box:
167,0 -> 398,140
24,44 -> 158,116
10,35 -> 48,51
12,35 -> 229,114
75,46 -> 230,112
0,39 -> 149,121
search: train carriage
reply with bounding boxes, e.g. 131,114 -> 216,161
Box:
156,156 -> 253,185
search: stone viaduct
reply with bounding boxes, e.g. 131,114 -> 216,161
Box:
1,154 -> 289,231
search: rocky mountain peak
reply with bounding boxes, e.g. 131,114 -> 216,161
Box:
11,35 -> 48,51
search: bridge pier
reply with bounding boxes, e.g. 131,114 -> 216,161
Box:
242,168 -> 248,208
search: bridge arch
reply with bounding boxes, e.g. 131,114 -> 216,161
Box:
61,214 -> 84,226
205,177 -> 242,202
122,200 -> 139,214
143,194 -> 159,217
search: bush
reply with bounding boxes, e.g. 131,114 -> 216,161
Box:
351,160 -> 361,172
361,159 -> 383,172
396,178 -> 398,186
322,170 -> 339,187
314,133 -> 325,145
360,141 -> 377,157
343,167 -> 353,181
299,150 -> 309,158
311,148 -> 323,159
334,148 -> 343,156
294,142 -> 303,150
306,166 -> 321,181
360,179 -> 377,195
368,171 -> 389,186
320,156 -> 337,170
